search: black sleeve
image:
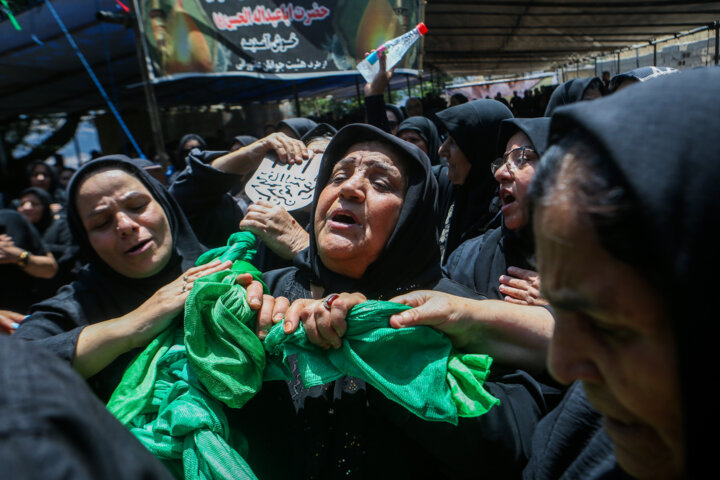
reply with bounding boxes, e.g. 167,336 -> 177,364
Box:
14,284 -> 88,363
364,94 -> 392,133
443,235 -> 484,293
0,336 -> 174,480
367,369 -> 563,479
169,152 -> 246,248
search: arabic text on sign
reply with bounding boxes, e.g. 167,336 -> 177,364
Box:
213,2 -> 331,30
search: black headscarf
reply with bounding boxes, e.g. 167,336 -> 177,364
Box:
396,116 -> 441,166
17,156 -> 206,401
231,135 -> 259,149
436,99 -> 514,259
25,160 -> 66,204
445,118 -> 551,299
300,123 -> 337,144
277,118 -> 318,139
609,66 -> 677,92
176,134 -> 207,169
546,67 -> 720,477
385,104 -> 405,124
497,117 -> 551,159
18,187 -> 54,235
544,77 -> 602,116
295,123 -> 441,299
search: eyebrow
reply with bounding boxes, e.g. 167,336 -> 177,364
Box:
334,157 -> 399,174
84,191 -> 149,219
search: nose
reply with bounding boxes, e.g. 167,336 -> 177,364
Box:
547,315 -> 602,385
338,172 -> 366,203
115,211 -> 139,236
438,138 -> 449,158
494,161 -> 514,184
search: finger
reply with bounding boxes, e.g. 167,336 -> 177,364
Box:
238,219 -> 266,234
304,304 -> 330,348
506,266 -> 538,280
283,299 -> 310,335
503,296 -> 529,305
499,275 -> 531,290
316,301 -> 343,348
389,306 -> 429,329
388,290 -> 434,307
183,259 -> 223,279
498,284 -> 528,301
256,294 -> 277,340
235,273 -> 254,287
245,280 -> 265,310
272,296 -> 290,323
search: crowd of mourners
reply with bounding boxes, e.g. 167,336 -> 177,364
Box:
0,60 -> 714,480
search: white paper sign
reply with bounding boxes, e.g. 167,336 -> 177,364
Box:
244,151 -> 322,211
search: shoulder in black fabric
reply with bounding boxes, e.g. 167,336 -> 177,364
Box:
278,117 -> 318,139
546,67 -> 720,479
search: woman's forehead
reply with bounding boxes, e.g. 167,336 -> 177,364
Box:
506,130 -> 533,150
76,168 -> 148,198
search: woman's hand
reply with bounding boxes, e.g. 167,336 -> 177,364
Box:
239,201 -> 310,260
0,234 -> 22,264
210,132 -> 310,176
0,310 -> 25,335
124,259 -> 233,347
284,292 -> 367,349
253,294 -> 290,341
498,267 -> 549,306
73,259 -> 233,379
363,49 -> 394,97
388,290 -> 477,347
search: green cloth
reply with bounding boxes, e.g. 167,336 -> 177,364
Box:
107,233 -> 262,480
264,301 -> 499,424
108,231 -> 499,479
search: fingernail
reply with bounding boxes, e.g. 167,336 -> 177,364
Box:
10,322 -> 20,330
250,298 -> 261,308
273,313 -> 285,323
283,321 -> 292,333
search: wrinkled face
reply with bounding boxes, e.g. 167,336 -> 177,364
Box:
398,130 -> 428,154
438,134 -> 471,185
76,169 -> 173,278
535,199 -> 685,479
314,141 -> 406,279
18,193 -> 44,225
29,164 -> 52,191
494,131 -> 539,230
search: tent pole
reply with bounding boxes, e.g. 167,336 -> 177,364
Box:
406,74 -> 411,97
131,0 -> 166,160
653,42 -> 657,65
715,21 -> 719,65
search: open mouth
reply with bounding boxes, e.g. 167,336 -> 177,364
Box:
329,210 -> 360,226
500,190 -> 516,206
126,239 -> 151,254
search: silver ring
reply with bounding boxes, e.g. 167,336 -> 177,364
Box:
182,282 -> 188,293
183,274 -> 189,282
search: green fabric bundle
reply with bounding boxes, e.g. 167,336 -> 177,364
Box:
264,301 -> 499,424
107,231 -> 499,479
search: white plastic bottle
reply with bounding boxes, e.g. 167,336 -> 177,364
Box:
356,22 -> 428,83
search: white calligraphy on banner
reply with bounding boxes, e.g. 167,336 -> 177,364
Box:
245,152 -> 322,210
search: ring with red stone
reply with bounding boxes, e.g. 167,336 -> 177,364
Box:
322,294 -> 339,311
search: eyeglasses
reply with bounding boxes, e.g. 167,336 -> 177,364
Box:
491,146 -> 538,175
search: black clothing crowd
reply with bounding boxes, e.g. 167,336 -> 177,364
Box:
1,64 -> 712,480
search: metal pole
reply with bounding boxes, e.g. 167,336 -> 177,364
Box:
635,47 -> 639,68
131,0 -> 166,160
715,21 -> 719,65
355,75 -> 363,106
653,42 -> 657,65
406,74 -> 412,97
293,81 -> 302,117
594,57 -> 597,77
419,73 -> 424,98
616,51 -> 621,74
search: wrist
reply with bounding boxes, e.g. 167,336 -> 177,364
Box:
17,250 -> 30,268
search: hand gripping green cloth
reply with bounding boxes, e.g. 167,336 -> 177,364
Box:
263,301 -> 499,424
107,231 -> 499,479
